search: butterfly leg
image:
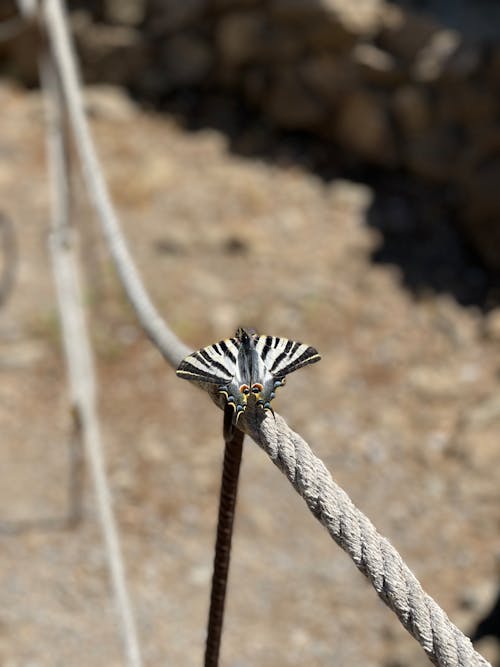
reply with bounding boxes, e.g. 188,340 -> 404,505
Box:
220,387 -> 247,439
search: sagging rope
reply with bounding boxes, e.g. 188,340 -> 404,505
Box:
38,0 -> 491,665
41,0 -> 190,369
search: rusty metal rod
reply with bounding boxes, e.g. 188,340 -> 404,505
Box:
204,405 -> 245,667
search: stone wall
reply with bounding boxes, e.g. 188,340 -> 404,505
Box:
3,0 -> 500,269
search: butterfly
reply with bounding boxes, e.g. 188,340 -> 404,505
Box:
176,328 -> 321,421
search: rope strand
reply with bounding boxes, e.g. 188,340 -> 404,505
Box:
244,410 -> 490,667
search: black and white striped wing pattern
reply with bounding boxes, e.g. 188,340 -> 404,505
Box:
253,335 -> 321,410
176,336 -> 240,385
254,335 -> 321,377
176,329 -> 320,420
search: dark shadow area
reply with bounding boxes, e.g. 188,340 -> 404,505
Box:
364,173 -> 495,308
143,87 -> 500,311
470,586 -> 500,667
2,0 -> 500,311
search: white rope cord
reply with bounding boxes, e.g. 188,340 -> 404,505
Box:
38,1 -> 491,665
41,0 -> 190,369
39,47 -> 143,667
243,411 -> 490,667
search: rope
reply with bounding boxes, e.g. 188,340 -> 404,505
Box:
39,44 -> 143,667
243,410 -> 490,667
41,0 -> 191,369
37,1 -> 491,665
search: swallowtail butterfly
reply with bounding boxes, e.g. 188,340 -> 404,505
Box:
176,328 -> 321,421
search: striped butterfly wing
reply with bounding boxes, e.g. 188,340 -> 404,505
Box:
253,335 -> 321,408
254,335 -> 321,378
176,336 -> 240,385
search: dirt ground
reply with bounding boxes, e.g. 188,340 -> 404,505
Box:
0,80 -> 499,667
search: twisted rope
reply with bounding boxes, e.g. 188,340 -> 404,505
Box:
38,1 -> 490,665
243,411 -> 489,667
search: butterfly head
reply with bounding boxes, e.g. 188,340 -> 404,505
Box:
235,327 -> 258,344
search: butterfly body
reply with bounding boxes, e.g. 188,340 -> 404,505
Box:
177,328 -> 320,421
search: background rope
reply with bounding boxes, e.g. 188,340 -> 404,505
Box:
39,42 -> 143,667
42,0 -> 190,368
39,1 -> 491,665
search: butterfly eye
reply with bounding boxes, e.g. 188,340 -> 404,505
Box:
251,383 -> 263,394
240,385 -> 250,395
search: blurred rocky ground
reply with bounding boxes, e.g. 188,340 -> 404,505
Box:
0,78 -> 499,667
0,2 -> 499,666
3,0 -> 500,273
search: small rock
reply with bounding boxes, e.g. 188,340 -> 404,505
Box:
352,43 -> 402,86
413,29 -> 461,82
334,89 -> 396,165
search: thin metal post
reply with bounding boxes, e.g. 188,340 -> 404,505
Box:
204,406 -> 245,667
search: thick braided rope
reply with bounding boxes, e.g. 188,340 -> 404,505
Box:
244,411 -> 490,667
